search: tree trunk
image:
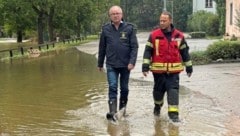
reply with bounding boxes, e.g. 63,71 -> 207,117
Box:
38,13 -> 44,44
77,21 -> 81,38
32,4 -> 46,44
48,6 -> 55,42
17,30 -> 23,43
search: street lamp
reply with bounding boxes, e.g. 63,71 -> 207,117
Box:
169,0 -> 173,23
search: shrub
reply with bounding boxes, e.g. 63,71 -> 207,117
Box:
206,15 -> 220,36
190,51 -> 210,65
187,10 -> 220,36
206,41 -> 240,60
189,31 -> 206,38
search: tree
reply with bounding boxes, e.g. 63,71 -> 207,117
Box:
0,0 -> 4,26
120,0 -> 192,31
1,0 -> 35,42
30,0 -> 48,44
171,0 -> 192,31
214,0 -> 226,35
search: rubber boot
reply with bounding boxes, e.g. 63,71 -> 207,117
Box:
106,99 -> 117,121
119,97 -> 128,117
153,104 -> 161,116
168,112 -> 180,122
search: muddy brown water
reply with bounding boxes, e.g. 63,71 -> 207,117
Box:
0,33 -> 239,135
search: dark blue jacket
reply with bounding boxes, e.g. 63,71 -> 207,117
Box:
98,22 -> 138,68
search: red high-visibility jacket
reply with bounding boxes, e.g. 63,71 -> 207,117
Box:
150,29 -> 184,73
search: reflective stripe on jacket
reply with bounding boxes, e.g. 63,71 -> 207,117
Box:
150,29 -> 184,73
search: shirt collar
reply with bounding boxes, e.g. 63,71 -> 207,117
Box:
111,20 -> 123,24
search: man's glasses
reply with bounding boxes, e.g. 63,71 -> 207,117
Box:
110,13 -> 122,16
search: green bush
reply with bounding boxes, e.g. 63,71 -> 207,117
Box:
190,51 -> 210,65
187,10 -> 220,36
206,41 -> 240,60
189,31 -> 206,38
206,15 -> 220,36
230,35 -> 238,41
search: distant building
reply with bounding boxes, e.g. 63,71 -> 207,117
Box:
193,0 -> 216,14
225,0 -> 240,38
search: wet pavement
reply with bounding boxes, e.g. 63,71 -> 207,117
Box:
76,32 -> 240,136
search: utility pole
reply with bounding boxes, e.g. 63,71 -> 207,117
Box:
163,0 -> 173,23
163,0 -> 166,11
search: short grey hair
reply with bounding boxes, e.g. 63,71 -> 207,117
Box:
161,11 -> 172,19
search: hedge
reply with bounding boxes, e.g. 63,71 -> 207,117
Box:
206,41 -> 240,60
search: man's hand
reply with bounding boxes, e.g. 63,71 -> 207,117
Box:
143,71 -> 148,77
186,66 -> 193,77
98,67 -> 104,72
142,63 -> 150,77
128,64 -> 135,71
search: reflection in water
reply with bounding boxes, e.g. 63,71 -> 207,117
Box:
107,120 -> 130,136
154,120 -> 166,136
168,123 -> 179,136
0,48 -> 106,135
154,118 -> 179,136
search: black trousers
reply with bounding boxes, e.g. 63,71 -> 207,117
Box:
152,73 -> 179,111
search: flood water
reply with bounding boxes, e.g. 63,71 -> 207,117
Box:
0,34 -> 239,135
0,48 -> 107,135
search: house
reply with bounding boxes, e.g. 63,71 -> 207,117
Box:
225,0 -> 240,38
193,0 -> 217,14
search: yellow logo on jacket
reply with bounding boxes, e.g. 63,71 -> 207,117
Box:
120,32 -> 127,39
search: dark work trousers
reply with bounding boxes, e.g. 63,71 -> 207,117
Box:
152,73 -> 180,109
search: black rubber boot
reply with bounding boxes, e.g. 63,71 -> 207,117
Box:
153,104 -> 161,116
168,112 -> 180,122
119,97 -> 128,116
106,99 -> 117,121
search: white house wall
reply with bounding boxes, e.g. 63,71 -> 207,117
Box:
193,0 -> 217,13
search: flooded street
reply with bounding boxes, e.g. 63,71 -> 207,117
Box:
0,48 -> 107,135
0,32 -> 240,135
76,32 -> 240,136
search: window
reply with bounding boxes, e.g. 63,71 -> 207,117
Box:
205,0 -> 213,8
230,3 -> 233,25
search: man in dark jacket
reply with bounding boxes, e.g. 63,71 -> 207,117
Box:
98,5 -> 138,122
142,11 -> 192,122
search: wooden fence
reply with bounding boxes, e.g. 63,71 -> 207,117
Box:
0,36 -> 86,59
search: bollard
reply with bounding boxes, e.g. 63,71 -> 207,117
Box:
9,50 -> 13,57
46,44 -> 49,49
20,47 -> 24,55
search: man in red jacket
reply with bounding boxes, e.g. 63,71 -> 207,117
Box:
142,11 -> 192,122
